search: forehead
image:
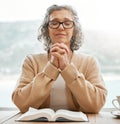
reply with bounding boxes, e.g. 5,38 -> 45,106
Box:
49,9 -> 73,21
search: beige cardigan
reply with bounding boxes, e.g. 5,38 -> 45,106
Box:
12,52 -> 107,113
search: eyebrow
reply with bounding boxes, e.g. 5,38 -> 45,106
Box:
49,18 -> 73,21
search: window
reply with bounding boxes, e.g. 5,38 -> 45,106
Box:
0,0 -> 120,108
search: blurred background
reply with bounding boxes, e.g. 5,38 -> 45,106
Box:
0,0 -> 120,108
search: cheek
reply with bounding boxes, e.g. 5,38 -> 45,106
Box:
68,30 -> 74,39
48,29 -> 54,39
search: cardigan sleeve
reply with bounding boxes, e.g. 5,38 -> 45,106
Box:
61,56 -> 107,113
12,55 -> 59,113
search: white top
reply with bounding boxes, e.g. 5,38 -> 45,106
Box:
50,75 -> 68,110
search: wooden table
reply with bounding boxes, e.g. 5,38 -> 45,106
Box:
0,107 -> 19,124
0,108 -> 120,124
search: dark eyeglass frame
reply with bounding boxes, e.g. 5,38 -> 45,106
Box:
48,20 -> 74,29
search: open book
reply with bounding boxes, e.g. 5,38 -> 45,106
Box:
16,108 -> 88,122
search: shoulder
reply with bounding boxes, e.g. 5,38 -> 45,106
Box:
73,52 -> 102,77
73,52 -> 100,70
74,52 -> 97,63
23,53 -> 47,64
27,53 -> 47,60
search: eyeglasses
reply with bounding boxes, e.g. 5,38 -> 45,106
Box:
48,21 -> 74,29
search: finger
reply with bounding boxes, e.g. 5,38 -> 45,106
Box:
59,43 -> 69,54
51,52 -> 67,64
50,55 -> 59,68
51,43 -> 69,54
50,46 -> 66,55
51,43 -> 68,50
51,51 -> 62,59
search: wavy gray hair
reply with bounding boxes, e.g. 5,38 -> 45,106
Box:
37,4 -> 83,51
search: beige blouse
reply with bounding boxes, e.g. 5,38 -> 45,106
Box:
12,52 -> 107,113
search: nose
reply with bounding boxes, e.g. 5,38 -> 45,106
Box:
58,23 -> 64,30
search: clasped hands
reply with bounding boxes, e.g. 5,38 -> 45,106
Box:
50,43 -> 71,70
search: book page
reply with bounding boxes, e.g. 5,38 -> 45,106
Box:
16,108 -> 55,121
54,109 -> 88,121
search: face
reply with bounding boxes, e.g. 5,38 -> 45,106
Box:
48,9 -> 74,48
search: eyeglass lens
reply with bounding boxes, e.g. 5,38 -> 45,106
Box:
48,21 -> 74,29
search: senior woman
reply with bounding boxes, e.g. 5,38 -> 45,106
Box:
12,4 -> 107,113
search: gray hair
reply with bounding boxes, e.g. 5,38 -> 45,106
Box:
37,4 -> 83,51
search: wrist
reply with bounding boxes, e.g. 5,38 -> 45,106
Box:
60,63 -> 67,70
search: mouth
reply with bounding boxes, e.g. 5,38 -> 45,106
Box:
55,33 -> 66,37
